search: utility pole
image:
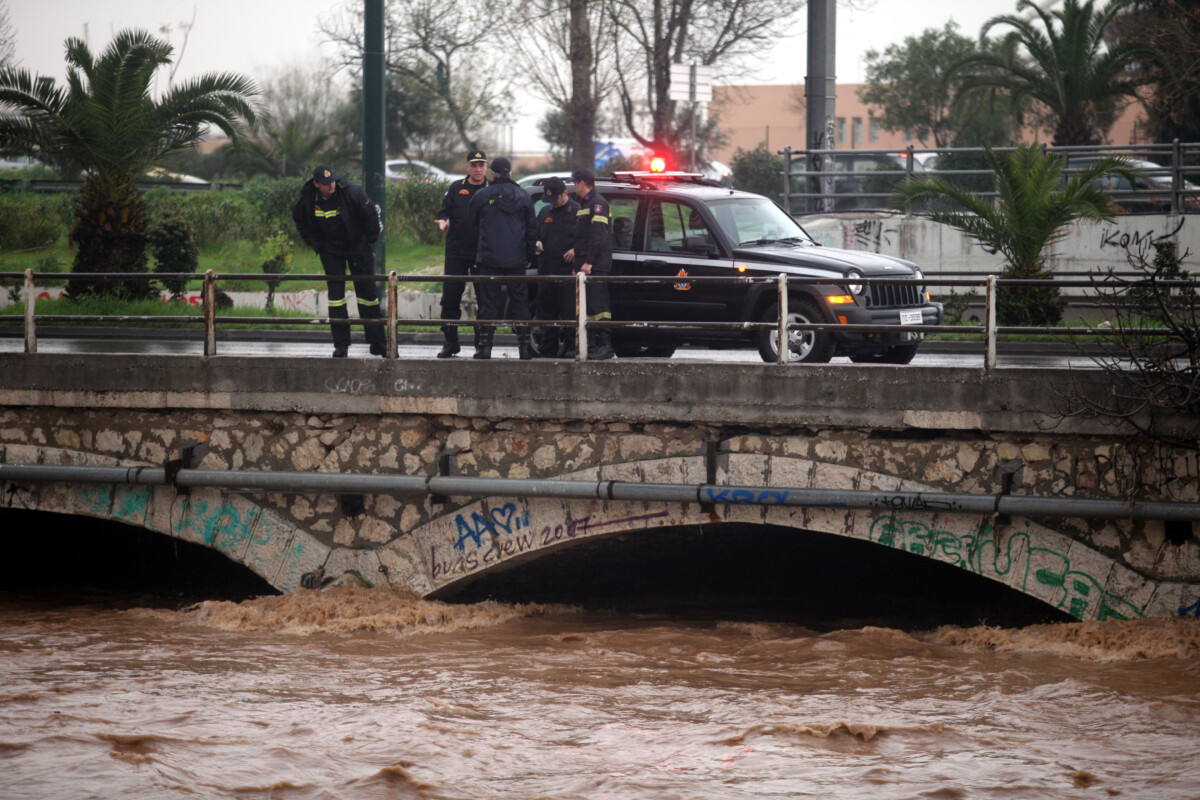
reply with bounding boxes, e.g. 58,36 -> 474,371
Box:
363,0 -> 386,271
804,0 -> 836,213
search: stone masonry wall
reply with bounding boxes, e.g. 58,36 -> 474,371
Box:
2,406 -> 1197,591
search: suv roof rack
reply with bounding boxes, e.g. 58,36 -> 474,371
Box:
604,171 -> 723,188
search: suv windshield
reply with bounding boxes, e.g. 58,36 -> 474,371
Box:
706,197 -> 814,247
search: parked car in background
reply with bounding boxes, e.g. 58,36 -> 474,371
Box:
518,171 -> 573,188
525,172 -> 941,363
385,159 -> 453,184
785,151 -> 925,213
1065,156 -> 1200,213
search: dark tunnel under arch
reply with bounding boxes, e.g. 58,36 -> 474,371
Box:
1,507 -> 278,603
439,522 -> 1074,630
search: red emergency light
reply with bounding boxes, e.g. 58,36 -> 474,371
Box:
649,157 -> 667,173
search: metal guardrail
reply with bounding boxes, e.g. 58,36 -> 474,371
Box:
1,269 -> 1192,373
779,140 -> 1200,216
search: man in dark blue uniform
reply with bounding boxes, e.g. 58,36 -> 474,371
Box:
292,164 -> 385,358
434,150 -> 490,358
533,176 -> 579,358
468,157 -> 538,359
568,167 -> 615,360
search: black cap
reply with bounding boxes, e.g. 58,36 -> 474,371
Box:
312,164 -> 341,185
468,150 -> 487,163
572,167 -> 596,185
490,157 -> 511,174
543,176 -> 567,200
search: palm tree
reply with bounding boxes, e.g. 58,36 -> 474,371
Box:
0,29 -> 257,296
951,0 -> 1150,146
889,143 -> 1136,325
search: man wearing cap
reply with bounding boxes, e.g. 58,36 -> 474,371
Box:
568,167 -> 615,359
533,176 -> 579,358
433,150 -> 490,358
468,157 -> 538,359
292,165 -> 386,358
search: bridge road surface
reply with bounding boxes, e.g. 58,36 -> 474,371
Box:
0,333 -> 1105,369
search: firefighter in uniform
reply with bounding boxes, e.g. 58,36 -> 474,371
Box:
468,157 -> 539,359
434,150 -> 490,358
292,164 -> 385,358
567,167 -> 615,359
533,176 -> 579,358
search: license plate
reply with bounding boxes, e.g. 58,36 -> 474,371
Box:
900,310 -> 923,325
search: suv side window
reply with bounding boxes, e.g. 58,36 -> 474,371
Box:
610,197 -> 638,251
646,200 -> 712,253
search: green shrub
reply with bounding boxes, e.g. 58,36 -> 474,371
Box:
147,208 -> 200,299
0,191 -> 72,250
386,179 -> 446,245
259,231 -> 294,309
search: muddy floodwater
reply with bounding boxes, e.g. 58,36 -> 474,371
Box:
1,587 -> 1199,800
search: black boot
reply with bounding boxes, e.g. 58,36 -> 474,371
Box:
473,330 -> 493,359
588,328 -> 615,360
437,325 -> 460,358
517,328 -> 534,360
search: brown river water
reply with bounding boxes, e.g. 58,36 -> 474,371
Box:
2,586 -> 1199,800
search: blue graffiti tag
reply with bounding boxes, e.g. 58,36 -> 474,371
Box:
453,502 -> 530,551
704,488 -> 791,505
1179,597 -> 1200,618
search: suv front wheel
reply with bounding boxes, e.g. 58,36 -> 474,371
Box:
756,298 -> 834,364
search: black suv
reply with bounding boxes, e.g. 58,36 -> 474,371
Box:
530,173 -> 942,364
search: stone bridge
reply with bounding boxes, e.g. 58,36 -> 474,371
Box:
1,352 -> 1197,621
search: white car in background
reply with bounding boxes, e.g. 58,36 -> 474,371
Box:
385,159 -> 453,183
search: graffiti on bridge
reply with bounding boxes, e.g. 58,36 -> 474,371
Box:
429,501 -> 670,582
868,516 -> 1143,621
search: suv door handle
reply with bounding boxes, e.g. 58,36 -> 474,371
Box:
644,260 -> 669,266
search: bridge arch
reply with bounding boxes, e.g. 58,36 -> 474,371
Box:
397,454 -> 1170,621
1,446 -> 331,593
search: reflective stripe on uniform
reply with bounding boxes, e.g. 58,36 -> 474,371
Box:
315,209 -> 340,218
328,297 -> 348,307
589,311 -> 612,320
576,209 -> 590,216
593,215 -> 609,224
357,297 -> 379,306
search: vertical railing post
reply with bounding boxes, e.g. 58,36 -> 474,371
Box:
777,273 -> 789,365
203,269 -> 216,357
1172,138 -> 1182,216
23,268 -> 36,354
984,275 -> 997,372
386,270 -> 398,359
576,271 -> 588,361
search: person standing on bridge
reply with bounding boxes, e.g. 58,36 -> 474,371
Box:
533,176 -> 580,358
292,165 -> 386,358
566,167 -> 615,360
434,150 -> 490,358
468,157 -> 538,360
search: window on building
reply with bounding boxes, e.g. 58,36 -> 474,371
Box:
870,117 -> 880,143
837,117 -> 845,144
852,117 -> 862,147
904,129 -> 913,143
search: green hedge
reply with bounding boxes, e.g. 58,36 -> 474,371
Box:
0,191 -> 74,249
0,177 -> 447,251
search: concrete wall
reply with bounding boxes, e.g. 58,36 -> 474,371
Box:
1,353 -> 1197,619
801,213 -> 1196,277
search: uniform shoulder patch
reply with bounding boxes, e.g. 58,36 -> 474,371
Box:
458,189 -> 470,194
594,204 -> 604,212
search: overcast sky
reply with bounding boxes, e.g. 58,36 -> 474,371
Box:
6,0 -> 1003,150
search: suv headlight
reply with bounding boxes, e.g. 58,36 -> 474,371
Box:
846,270 -> 865,296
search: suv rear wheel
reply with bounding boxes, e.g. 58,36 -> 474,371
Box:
756,298 -> 834,364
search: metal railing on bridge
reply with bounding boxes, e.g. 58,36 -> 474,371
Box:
779,140 -> 1200,216
3,269 -> 1194,373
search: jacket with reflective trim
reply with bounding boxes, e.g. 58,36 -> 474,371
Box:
291,178 -> 381,257
573,190 -> 612,274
